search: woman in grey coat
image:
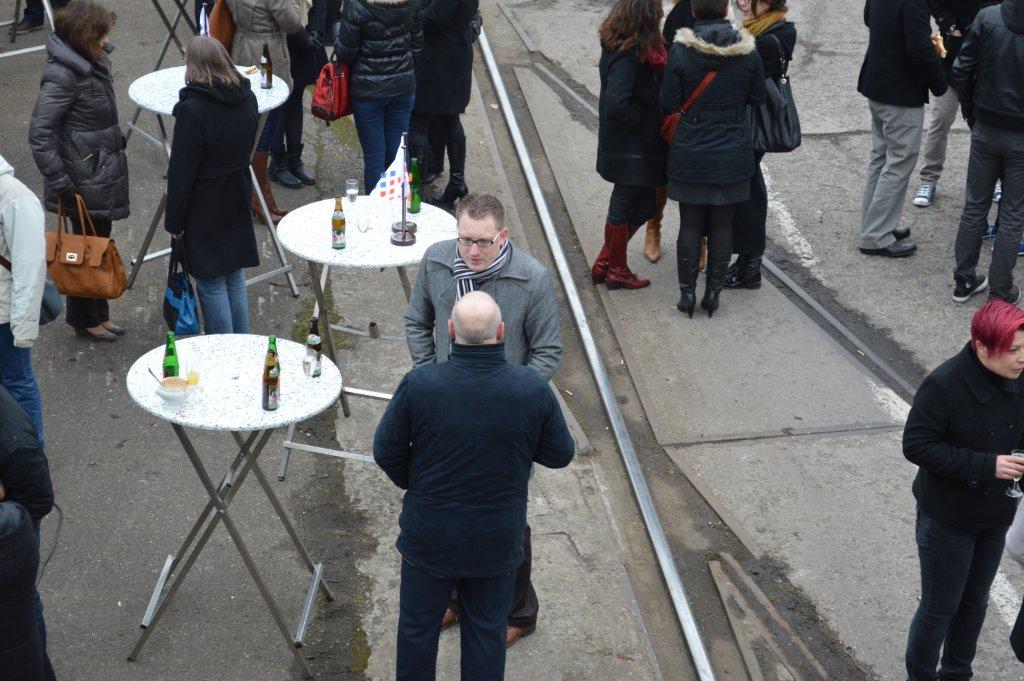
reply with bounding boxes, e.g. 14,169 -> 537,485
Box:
28,0 -> 128,342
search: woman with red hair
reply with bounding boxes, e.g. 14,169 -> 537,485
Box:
903,299 -> 1024,680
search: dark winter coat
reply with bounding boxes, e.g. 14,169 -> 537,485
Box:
373,342 -> 575,577
952,1 -> 1024,132
929,0 -> 994,76
412,0 -> 479,115
288,0 -> 330,87
857,0 -> 948,107
335,0 -> 423,100
903,343 -> 1024,530
0,502 -> 44,681
164,79 -> 260,280
0,385 -> 54,523
662,0 -> 694,46
597,48 -> 668,188
754,21 -> 797,82
661,21 -> 766,188
28,36 -> 129,221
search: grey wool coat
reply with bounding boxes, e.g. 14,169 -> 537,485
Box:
224,0 -> 303,89
403,239 -> 563,380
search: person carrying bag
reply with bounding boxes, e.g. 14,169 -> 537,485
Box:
45,194 -> 126,301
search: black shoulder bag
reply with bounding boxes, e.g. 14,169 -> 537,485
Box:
751,32 -> 801,154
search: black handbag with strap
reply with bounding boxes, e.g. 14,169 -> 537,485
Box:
751,32 -> 801,154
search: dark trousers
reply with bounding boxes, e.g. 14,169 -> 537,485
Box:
450,525 -> 538,628
22,0 -> 68,24
953,122 -> 1024,301
65,216 -> 112,329
607,185 -> 657,226
732,151 -> 767,256
255,108 -> 281,153
398,559 -> 515,681
271,79 -> 306,157
410,112 -> 466,180
905,508 -> 1006,681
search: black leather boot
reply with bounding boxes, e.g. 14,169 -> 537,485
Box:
288,144 -> 316,185
270,151 -> 302,189
724,253 -> 762,289
676,244 -> 702,318
429,137 -> 468,209
701,250 -> 732,318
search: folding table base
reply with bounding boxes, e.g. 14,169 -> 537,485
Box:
128,426 -> 333,678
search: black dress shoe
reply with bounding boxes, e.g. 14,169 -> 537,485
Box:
859,242 -> 918,258
102,322 -> 126,336
893,226 -> 911,241
74,326 -> 118,342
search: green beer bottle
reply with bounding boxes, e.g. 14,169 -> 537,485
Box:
262,335 -> 280,411
409,157 -> 422,214
162,332 -> 179,378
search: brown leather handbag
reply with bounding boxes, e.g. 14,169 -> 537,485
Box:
45,195 -> 127,300
208,0 -> 236,52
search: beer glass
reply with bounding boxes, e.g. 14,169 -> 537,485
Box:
346,179 -> 359,204
1007,449 -> 1024,498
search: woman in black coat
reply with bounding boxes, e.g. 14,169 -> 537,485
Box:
269,0 -> 330,189
592,0 -> 667,291
724,0 -> 797,291
661,0 -> 765,317
165,37 -> 260,335
335,0 -> 423,193
28,1 -> 127,343
409,0 -> 480,208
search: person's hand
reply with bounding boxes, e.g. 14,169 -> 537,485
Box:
950,27 -> 963,37
58,184 -> 78,208
995,454 -> 1024,480
306,30 -> 324,52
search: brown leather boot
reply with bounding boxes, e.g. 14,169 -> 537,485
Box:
592,222 -> 641,284
644,186 -> 667,263
251,151 -> 287,225
604,220 -> 650,290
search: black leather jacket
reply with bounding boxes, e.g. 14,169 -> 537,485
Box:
335,0 -> 423,100
952,1 -> 1024,131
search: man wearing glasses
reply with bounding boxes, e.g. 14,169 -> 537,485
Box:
404,192 -> 562,647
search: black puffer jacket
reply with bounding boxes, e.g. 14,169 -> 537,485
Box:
165,79 -> 260,280
952,0 -> 1024,132
0,503 -> 45,681
596,48 -> 667,188
28,35 -> 129,221
0,385 -> 54,523
413,0 -> 479,115
335,0 -> 423,100
661,21 -> 766,187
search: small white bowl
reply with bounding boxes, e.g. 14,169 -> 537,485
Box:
155,381 -> 188,406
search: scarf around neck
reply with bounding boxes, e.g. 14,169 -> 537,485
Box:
453,240 -> 511,299
743,10 -> 787,37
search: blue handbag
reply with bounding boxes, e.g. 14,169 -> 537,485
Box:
162,238 -> 200,335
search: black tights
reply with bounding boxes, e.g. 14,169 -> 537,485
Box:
678,203 -> 736,252
271,83 -> 305,156
410,112 -> 465,177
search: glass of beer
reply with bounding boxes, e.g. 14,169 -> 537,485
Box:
346,179 -> 359,204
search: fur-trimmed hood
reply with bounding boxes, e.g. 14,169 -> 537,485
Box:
673,22 -> 756,59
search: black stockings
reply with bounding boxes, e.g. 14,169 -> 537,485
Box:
678,203 -> 736,252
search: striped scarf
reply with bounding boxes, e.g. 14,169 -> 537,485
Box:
453,240 -> 511,299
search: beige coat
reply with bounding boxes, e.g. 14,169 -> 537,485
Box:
224,0 -> 302,89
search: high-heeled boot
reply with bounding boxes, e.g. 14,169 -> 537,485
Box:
288,144 -> 316,185
251,151 -> 287,225
429,137 -> 468,209
676,243 -> 702,318
592,222 -> 640,284
723,253 -> 762,289
604,220 -> 650,290
270,150 -> 302,188
701,249 -> 732,318
644,186 -> 667,263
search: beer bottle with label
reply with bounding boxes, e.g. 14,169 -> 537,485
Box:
306,317 -> 323,378
409,157 -> 422,214
262,335 -> 280,411
260,43 -> 273,90
331,196 -> 346,249
162,331 -> 179,378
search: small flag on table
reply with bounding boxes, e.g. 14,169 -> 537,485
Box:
370,138 -> 412,205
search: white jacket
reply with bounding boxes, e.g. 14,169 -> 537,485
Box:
0,154 -> 46,348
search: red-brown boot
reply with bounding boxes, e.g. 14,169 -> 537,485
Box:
592,221 -> 641,284
604,221 -> 650,290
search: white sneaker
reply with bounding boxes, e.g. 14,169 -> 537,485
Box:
913,183 -> 936,207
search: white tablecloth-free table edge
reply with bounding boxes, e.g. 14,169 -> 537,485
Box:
128,65 -> 290,117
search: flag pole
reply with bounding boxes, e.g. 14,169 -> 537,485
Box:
401,133 -> 408,234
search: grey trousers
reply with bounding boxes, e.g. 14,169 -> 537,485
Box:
954,122 -> 1024,301
919,87 -> 961,186
860,100 -> 925,249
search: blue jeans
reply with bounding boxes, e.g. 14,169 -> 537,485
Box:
194,269 -> 249,334
397,559 -> 514,681
0,323 -> 43,448
905,508 -> 1006,680
256,108 -> 281,153
351,92 -> 416,193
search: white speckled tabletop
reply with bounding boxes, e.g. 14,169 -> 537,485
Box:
276,198 -> 456,268
128,65 -> 290,117
126,335 -> 341,431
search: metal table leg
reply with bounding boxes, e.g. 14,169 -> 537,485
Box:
127,193 -> 167,290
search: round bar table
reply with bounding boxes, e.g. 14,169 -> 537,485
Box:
274,197 -> 456,476
125,65 -> 299,296
125,334 -> 341,678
